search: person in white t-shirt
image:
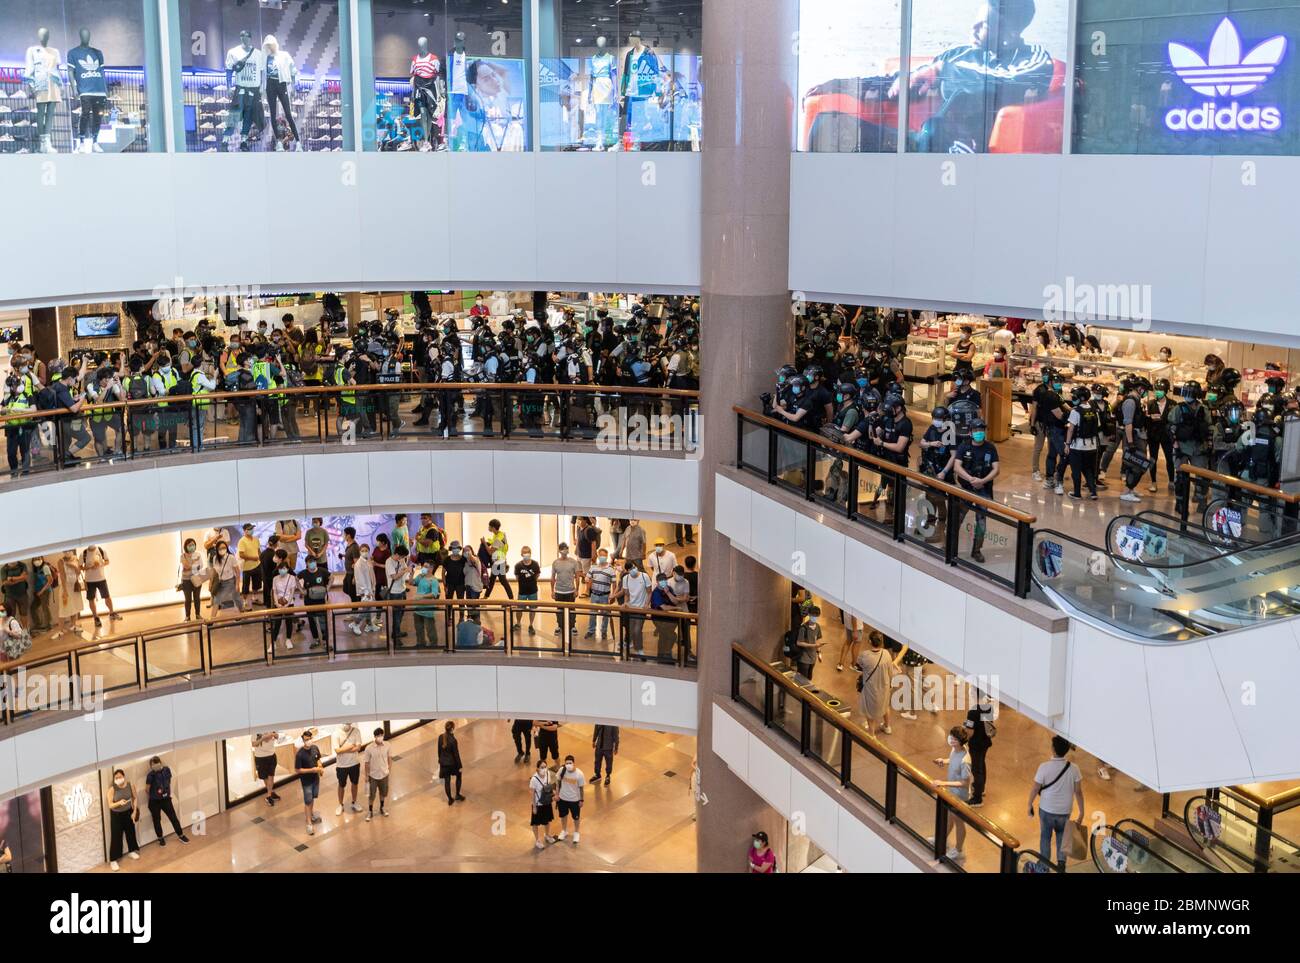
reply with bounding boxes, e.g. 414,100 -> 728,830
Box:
80,545 -> 121,628
351,544 -> 380,634
385,546 -> 412,642
615,564 -> 653,657
334,722 -> 364,815
1027,736 -> 1085,872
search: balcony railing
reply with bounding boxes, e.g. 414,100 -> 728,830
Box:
0,383 -> 700,482
0,598 -> 697,724
730,644 -> 1021,873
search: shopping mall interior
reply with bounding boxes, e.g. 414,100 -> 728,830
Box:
2,1 -> 1300,907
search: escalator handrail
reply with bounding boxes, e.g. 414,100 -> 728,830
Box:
1108,818 -> 1220,873
1015,848 -> 1064,873
1183,794 -> 1300,871
1033,520 -> 1300,578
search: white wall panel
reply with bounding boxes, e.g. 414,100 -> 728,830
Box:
171,155 -> 273,287
0,158 -> 75,301
357,154 -> 451,285
247,674 -> 315,729
1210,623 -> 1300,779
713,473 -> 753,549
237,456 -> 305,519
496,666 -> 565,718
795,513 -> 846,604
537,155 -> 618,282
372,665 -> 439,716
563,669 -> 631,722
836,805 -> 898,873
448,154 -> 538,283
267,154 -> 364,284
94,697 -> 176,764
710,703 -> 749,778
789,154 -> 895,298
962,596 -> 1023,699
629,675 -> 697,732
0,739 -> 17,798
790,767 -> 840,857
0,449 -> 698,562
616,153 -> 701,287
172,684 -> 250,742
746,733 -> 791,814
892,156 -> 977,302
562,452 -> 631,515
1065,622 -> 1158,785
436,665 -> 500,715
898,568 -> 968,668
14,717 -> 99,788
748,490 -> 796,576
367,451 -> 434,508
841,530 -> 903,637
304,452 -> 371,513
78,157 -> 181,296
311,668 -> 378,720
493,451 -> 563,509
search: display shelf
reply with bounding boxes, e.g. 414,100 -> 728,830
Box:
0,65 -> 148,154
182,67 -> 343,153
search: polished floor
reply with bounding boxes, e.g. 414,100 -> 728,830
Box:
89,720 -> 698,873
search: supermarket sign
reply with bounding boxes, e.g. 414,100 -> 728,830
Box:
1166,18 -> 1288,133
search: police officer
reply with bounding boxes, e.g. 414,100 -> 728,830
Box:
762,364 -> 799,418
919,406 -> 957,481
434,338 -> 461,438
1144,378 -> 1175,493
1064,385 -> 1101,500
775,366 -> 833,433
1205,367 -> 1241,413
376,344 -> 405,436
1246,399 -> 1282,487
1213,399 -> 1250,478
1167,381 -> 1212,482
947,418 -> 1000,564
821,381 -> 863,504
1092,384 -> 1118,487
946,369 -> 986,449
874,395 -> 913,468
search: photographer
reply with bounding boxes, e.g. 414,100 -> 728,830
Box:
85,366 -> 125,458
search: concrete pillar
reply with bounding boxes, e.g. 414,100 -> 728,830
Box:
695,0 -> 797,872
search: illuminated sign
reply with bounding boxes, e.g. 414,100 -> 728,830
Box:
1165,18 -> 1288,133
62,783 -> 93,824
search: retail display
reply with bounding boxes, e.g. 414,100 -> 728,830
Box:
24,27 -> 63,154
587,37 -> 618,150
66,29 -> 106,154
409,37 -> 447,152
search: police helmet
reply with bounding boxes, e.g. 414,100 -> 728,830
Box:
1181,381 -> 1203,401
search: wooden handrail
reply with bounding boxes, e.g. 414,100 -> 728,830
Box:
732,644 -> 1021,850
1178,463 -> 1300,505
0,381 -> 702,427
3,596 -> 697,674
1228,783 -> 1300,810
733,405 -> 1037,526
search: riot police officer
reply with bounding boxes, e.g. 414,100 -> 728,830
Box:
762,364 -> 799,418
919,406 -> 957,481
1213,399 -> 1249,477
947,370 -> 985,448
1246,400 -> 1282,486
1167,381 -> 1212,481
948,417 -> 1000,564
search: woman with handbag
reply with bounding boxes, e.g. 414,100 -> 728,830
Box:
209,541 -> 243,615
177,537 -> 207,621
855,631 -> 902,736
51,549 -> 85,641
529,758 -> 557,850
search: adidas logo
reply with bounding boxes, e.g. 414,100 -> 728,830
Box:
1166,18 -> 1287,133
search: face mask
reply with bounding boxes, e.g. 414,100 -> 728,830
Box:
307,562 -> 317,571
522,553 -> 531,561
218,549 -> 227,557
161,365 -> 171,373
1155,391 -> 1166,400
559,550 -> 568,558
791,386 -> 801,396
114,777 -> 125,786
948,738 -> 959,748
856,378 -> 868,390
33,558 -> 43,566
972,431 -> 987,443
361,551 -> 369,558
598,555 -> 608,564
187,339 -> 198,348
809,617 -> 819,625
452,549 -> 462,557
655,547 -> 664,555
1207,393 -> 1218,403
1052,383 -> 1063,392
752,840 -> 763,850
565,763 -> 574,771
184,545 -> 195,554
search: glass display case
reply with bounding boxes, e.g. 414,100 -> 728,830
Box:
1009,351 -> 1174,399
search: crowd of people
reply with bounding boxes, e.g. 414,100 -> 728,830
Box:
0,515 -> 700,665
762,305 -> 1294,559
0,293 -> 702,474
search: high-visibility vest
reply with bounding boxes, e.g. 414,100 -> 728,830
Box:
87,383 -> 119,422
4,396 -> 34,427
190,373 -> 211,410
334,365 -> 355,405
156,368 -> 178,408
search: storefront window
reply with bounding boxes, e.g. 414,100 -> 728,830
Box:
539,0 -> 702,152
1,0 -> 154,154
0,790 -> 46,873
1075,1 -> 1300,155
796,0 -> 903,152
905,0 -> 1069,154
177,0 -> 350,153
369,0 -> 528,152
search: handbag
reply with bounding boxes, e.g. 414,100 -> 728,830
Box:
1067,820 -> 1088,861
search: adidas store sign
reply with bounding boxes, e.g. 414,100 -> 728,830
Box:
1163,18 -> 1288,134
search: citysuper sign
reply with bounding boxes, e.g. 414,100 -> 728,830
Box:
1166,18 -> 1288,133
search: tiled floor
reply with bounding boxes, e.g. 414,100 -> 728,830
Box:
88,720 -> 698,874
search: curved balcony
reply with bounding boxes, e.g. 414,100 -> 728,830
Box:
0,597 -> 698,796
0,383 -> 701,560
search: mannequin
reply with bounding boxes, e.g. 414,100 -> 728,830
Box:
68,28 -> 107,153
224,29 -> 266,152
447,32 -> 469,151
263,35 -> 301,151
23,27 -> 63,154
588,36 -> 617,150
409,36 -> 446,152
619,30 -> 662,146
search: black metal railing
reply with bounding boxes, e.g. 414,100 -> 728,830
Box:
0,598 -> 697,723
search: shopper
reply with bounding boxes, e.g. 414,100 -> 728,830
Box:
295,729 -> 325,835
529,759 -> 557,849
618,519 -> 647,571
584,548 -> 617,640
646,537 -> 677,579
350,542 -> 380,635
963,693 -> 997,809
932,727 -> 972,862
551,542 -> 580,637
144,756 -> 190,845
536,720 -> 560,764
391,514 -> 411,555
410,558 -> 442,648
555,754 -> 586,844
334,721 -> 364,815
1027,736 -> 1085,872
1,558 -> 30,628
749,831 -> 776,874
107,769 -> 141,871
253,731 -> 281,805
258,534 -> 281,610
50,548 -> 84,641
512,547 -> 541,635
855,631 -> 899,736
386,545 -> 412,643
591,724 -> 619,786
269,559 -> 300,650
274,518 -> 302,571
437,720 -> 465,806
794,604 -> 825,682
576,517 -> 600,579
617,562 -> 653,657
237,523 -> 262,603
210,541 -> 243,614
29,554 -> 55,632
340,526 -> 361,602
80,545 -> 122,628
362,727 -> 392,820
298,555 -> 329,648
511,718 -> 533,762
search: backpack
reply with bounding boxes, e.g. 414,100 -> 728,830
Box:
1076,406 -> 1100,440
33,384 -> 59,411
1175,404 -> 1208,444
167,378 -> 191,399
127,375 -> 152,401
534,772 -> 554,807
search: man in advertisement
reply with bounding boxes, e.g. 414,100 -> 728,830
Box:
804,0 -> 1057,153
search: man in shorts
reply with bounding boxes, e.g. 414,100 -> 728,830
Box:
334,721 -> 364,815
294,729 -> 324,835
81,545 -> 122,628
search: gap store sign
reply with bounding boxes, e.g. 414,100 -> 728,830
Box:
1166,18 -> 1288,133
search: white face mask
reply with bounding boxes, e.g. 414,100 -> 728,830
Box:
948,738 -> 960,749
565,763 -> 574,771
597,555 -> 608,564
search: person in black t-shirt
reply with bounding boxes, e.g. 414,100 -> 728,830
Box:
298,559 -> 330,647
868,396 -> 914,520
513,548 -> 542,635
294,730 -> 325,835
258,535 -> 281,609
1028,368 -> 1067,490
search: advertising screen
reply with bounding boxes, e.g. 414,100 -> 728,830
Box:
906,0 -> 1069,154
796,0 -> 904,152
1075,2 -> 1300,155
73,313 -> 122,339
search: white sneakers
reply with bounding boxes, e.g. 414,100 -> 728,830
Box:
1120,492 -> 1142,502
336,804 -> 344,815
110,860 -> 120,871
572,831 -> 580,844
945,848 -> 966,862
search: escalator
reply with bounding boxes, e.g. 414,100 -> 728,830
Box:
1032,509 -> 1300,641
1184,794 -> 1300,873
1091,819 -> 1220,874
